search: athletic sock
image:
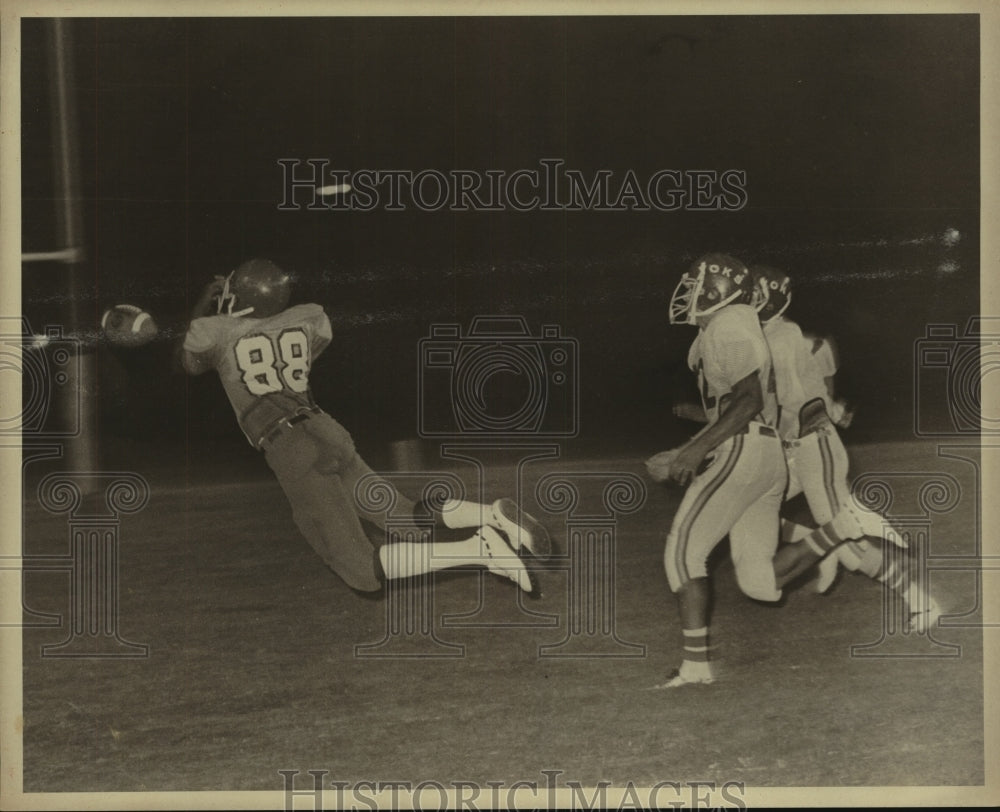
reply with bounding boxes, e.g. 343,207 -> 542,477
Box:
439,498 -> 490,530
682,626 -> 711,666
413,497 -> 488,531
801,509 -> 863,556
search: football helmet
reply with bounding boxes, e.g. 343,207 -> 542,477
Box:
217,258 -> 291,318
668,253 -> 754,325
751,265 -> 792,324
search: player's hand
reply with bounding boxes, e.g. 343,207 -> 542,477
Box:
834,400 -> 855,429
202,276 -> 227,300
667,444 -> 707,487
645,448 -> 679,483
191,276 -> 228,319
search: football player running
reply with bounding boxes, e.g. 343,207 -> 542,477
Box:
648,254 -> 867,688
752,264 -> 941,632
180,258 -> 551,596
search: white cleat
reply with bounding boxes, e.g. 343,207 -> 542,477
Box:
815,552 -> 840,594
829,504 -> 866,541
851,504 -> 909,548
653,662 -> 715,689
906,597 -> 942,633
491,498 -> 552,561
479,526 -> 538,595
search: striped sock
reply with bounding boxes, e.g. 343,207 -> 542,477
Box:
803,512 -> 861,556
682,626 -> 711,664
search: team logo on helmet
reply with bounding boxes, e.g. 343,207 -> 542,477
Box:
750,265 -> 792,323
217,258 -> 292,318
669,253 -> 753,325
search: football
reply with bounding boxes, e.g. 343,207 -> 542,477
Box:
101,304 -> 159,347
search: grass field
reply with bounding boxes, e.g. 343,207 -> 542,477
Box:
16,436 -> 988,799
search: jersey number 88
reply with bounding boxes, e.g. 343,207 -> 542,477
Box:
235,329 -> 310,396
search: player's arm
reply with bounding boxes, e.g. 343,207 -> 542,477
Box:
175,277 -> 226,374
667,371 -> 763,487
311,309 -> 333,359
672,401 -> 709,423
190,277 -> 225,322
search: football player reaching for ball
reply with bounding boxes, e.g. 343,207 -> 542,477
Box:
653,254 -> 867,688
180,259 -> 551,595
752,265 -> 941,632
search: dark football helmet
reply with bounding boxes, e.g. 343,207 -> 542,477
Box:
669,253 -> 754,325
217,258 -> 291,318
751,265 -> 792,324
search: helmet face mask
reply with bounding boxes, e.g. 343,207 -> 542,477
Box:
669,254 -> 753,325
216,259 -> 292,318
751,265 -> 792,323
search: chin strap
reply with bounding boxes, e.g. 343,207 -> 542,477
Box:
752,278 -> 771,316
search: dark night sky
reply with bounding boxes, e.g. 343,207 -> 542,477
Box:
20,15 -> 980,448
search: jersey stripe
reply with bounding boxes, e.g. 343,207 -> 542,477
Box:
819,431 -> 866,560
673,435 -> 743,584
818,431 -> 839,513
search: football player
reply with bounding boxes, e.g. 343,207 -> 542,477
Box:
648,254 -> 866,688
752,265 -> 940,631
180,258 -> 551,596
801,330 -> 853,430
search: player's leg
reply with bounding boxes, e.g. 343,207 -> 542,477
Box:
729,446 -> 787,603
300,418 -> 536,591
263,428 -> 384,592
771,446 -> 830,588
661,435 -> 769,687
411,492 -> 551,560
771,499 -> 880,591
377,525 -> 536,594
796,428 -> 939,625
777,428 -> 865,590
325,422 -> 551,560
828,532 -> 941,631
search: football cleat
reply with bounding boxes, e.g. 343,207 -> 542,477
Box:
217,258 -> 292,318
829,503 -> 867,541
479,526 -> 538,595
849,505 -> 909,549
815,552 -> 840,594
653,662 -> 715,689
490,498 -> 552,561
668,253 -> 755,325
906,597 -> 942,634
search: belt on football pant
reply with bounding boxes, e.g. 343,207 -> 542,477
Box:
783,421 -> 833,448
737,422 -> 777,438
257,407 -> 321,450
